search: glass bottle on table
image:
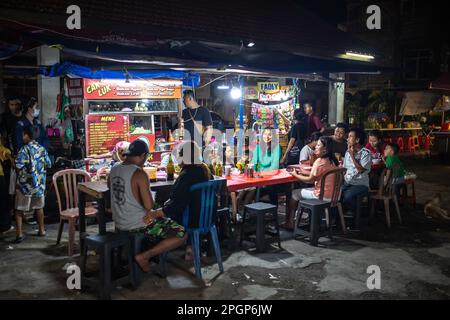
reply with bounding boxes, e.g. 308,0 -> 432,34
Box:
167,154 -> 175,181
168,129 -> 175,149
215,161 -> 223,177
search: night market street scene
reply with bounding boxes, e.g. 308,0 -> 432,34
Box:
0,0 -> 450,302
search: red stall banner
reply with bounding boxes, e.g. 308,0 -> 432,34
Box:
85,114 -> 130,156
83,79 -> 182,100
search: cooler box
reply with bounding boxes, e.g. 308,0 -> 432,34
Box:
130,133 -> 155,152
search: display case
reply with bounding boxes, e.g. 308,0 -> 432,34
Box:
82,78 -> 182,157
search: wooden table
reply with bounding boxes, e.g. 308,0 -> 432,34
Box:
78,181 -> 110,253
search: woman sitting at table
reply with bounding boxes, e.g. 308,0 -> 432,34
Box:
252,128 -> 282,172
283,136 -> 339,229
152,140 -> 213,260
252,128 -> 286,205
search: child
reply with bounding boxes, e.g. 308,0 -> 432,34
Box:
0,135 -> 14,233
14,126 -> 51,243
383,142 -> 405,186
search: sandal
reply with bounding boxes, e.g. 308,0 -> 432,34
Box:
14,235 -> 27,244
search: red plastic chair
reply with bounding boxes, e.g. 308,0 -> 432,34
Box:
396,137 -> 405,153
407,136 -> 420,153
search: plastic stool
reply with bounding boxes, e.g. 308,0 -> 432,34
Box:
241,202 -> 281,252
116,230 -> 168,288
81,232 -> 133,300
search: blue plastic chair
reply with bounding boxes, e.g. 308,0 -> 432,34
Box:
182,180 -> 225,279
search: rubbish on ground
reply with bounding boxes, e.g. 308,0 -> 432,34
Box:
269,273 -> 279,280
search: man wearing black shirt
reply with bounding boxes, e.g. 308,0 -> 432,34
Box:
281,108 -> 306,165
181,90 -> 213,147
0,97 -> 22,155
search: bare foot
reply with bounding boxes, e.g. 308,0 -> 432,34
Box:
134,254 -> 151,273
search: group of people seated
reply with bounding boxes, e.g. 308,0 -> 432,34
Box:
106,113 -> 406,272
283,126 -> 405,229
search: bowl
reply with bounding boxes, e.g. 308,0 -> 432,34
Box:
372,159 -> 382,165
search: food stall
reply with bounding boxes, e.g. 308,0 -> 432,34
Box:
244,82 -> 297,152
81,78 -> 182,176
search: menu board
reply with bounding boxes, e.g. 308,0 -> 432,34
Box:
85,114 -> 130,156
83,79 -> 182,100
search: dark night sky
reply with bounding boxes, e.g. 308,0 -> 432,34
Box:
294,0 -> 347,26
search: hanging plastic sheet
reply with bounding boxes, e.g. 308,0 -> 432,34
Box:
40,62 -> 200,87
399,91 -> 440,116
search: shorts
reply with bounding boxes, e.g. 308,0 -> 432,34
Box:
136,217 -> 186,243
15,190 -> 45,211
292,188 -> 318,201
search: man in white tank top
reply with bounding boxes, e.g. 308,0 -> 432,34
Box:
109,139 -> 187,273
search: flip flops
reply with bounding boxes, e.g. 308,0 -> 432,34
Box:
13,235 -> 27,244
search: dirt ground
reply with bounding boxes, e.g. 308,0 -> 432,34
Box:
1,157 -> 449,300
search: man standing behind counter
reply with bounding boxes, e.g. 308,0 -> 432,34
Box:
181,90 -> 213,147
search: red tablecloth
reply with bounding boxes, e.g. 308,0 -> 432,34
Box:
226,169 -> 296,192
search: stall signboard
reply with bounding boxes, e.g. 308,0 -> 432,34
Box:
85,114 -> 130,156
257,82 -> 280,93
258,82 -> 280,102
245,86 -> 259,100
83,79 -> 182,100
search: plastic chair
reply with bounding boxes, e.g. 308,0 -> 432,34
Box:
53,169 -> 98,256
182,180 -> 225,279
407,136 -> 420,153
396,137 -> 405,153
293,167 -> 347,245
369,167 -> 402,229
81,232 -> 132,299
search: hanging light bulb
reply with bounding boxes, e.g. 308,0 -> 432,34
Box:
230,86 -> 242,99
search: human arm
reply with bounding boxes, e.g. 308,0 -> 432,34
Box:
281,137 -> 297,163
43,149 -> 52,168
290,168 -> 316,184
15,122 -> 24,153
0,145 -> 12,162
348,146 -> 371,174
15,147 -> 28,171
131,169 -> 162,224
203,109 -> 214,146
275,109 -> 292,127
312,115 -> 325,133
161,170 -> 191,219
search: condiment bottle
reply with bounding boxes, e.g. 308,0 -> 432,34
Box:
167,154 -> 175,181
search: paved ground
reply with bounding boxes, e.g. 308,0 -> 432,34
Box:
1,157 -> 450,300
